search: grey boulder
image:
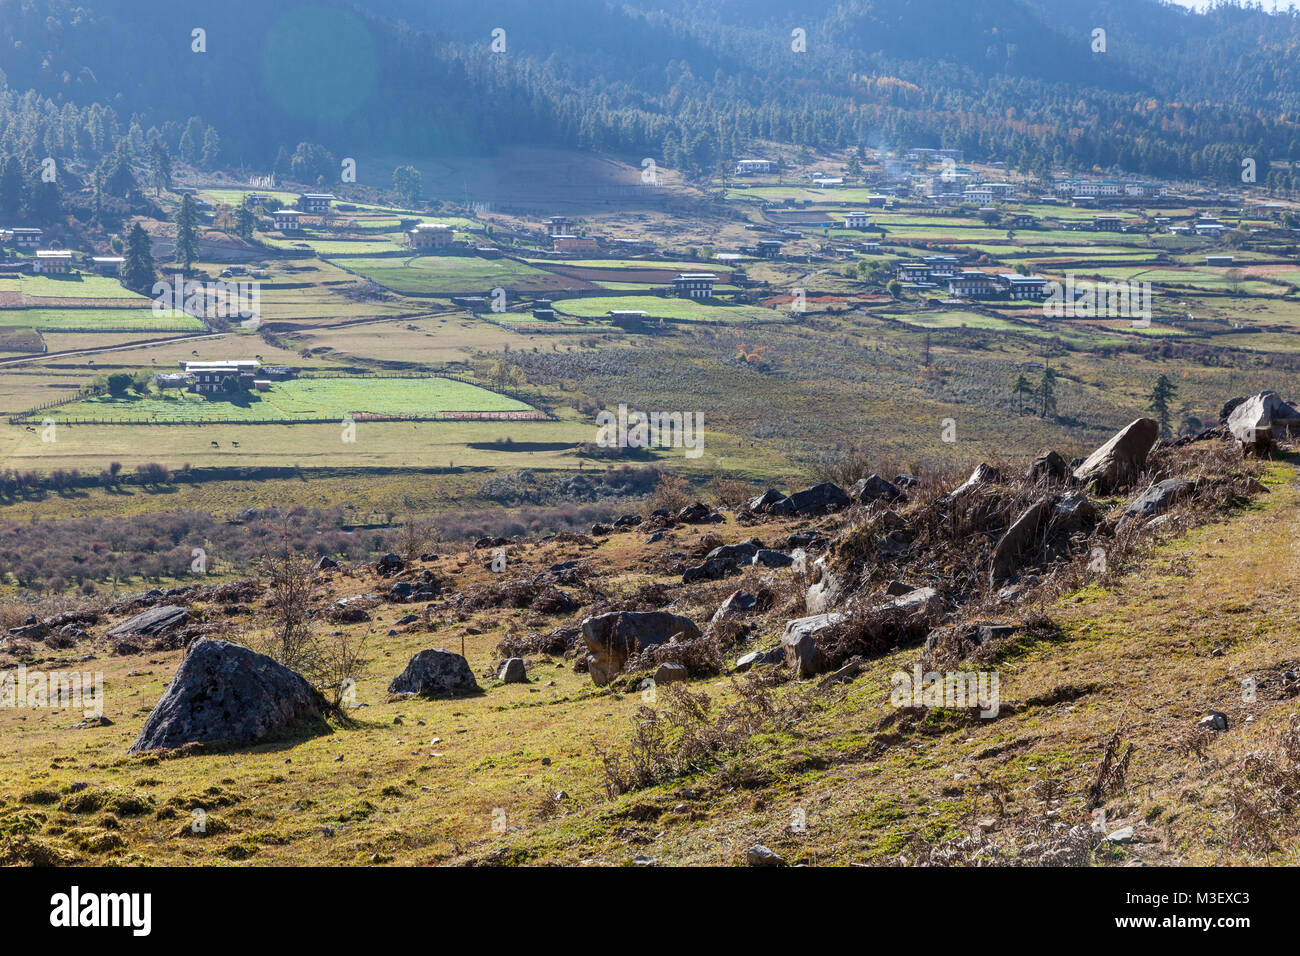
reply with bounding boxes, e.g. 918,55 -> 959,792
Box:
128,639 -> 327,754
1072,418 -> 1159,492
389,649 -> 480,698
498,657 -> 528,683
108,605 -> 190,640
581,611 -> 702,686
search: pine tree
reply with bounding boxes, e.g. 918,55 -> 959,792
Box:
1147,373 -> 1178,437
1012,373 -> 1032,415
122,222 -> 155,292
174,193 -> 199,270
234,201 -> 258,241
1038,366 -> 1058,419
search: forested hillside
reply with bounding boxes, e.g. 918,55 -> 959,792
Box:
3,0 -> 1300,213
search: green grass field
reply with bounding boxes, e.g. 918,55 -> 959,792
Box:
553,294 -> 781,323
46,377 -> 533,423
336,256 -> 561,294
20,274 -> 147,300
15,308 -> 205,332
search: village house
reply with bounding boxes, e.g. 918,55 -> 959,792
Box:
271,209 -> 303,232
673,272 -> 717,299
923,255 -> 961,279
947,270 -> 998,298
1206,255 -> 1235,266
32,249 -> 73,274
734,159 -> 774,176
1093,216 -> 1125,231
409,223 -> 455,250
1195,219 -> 1227,237
859,241 -> 880,254
897,261 -> 931,282
844,211 -> 872,229
997,274 -> 1050,299
755,239 -> 783,259
182,360 -> 260,395
544,216 -> 573,236
608,309 -> 651,330
531,300 -> 556,321
553,235 -> 598,254
92,256 -> 124,276
11,227 -> 42,249
1009,213 -> 1037,228
301,193 -> 335,215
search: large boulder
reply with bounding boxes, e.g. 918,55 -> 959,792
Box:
780,482 -> 850,516
1072,418 -> 1159,492
388,649 -> 480,698
781,612 -> 847,677
990,498 -> 1053,586
581,611 -> 702,686
497,657 -> 528,683
107,605 -> 190,640
747,489 -> 787,513
1050,491 -> 1096,534
683,541 -> 760,583
849,474 -> 905,506
1118,478 -> 1192,529
783,588 -> 941,677
1226,391 -> 1300,453
128,639 -> 327,754
710,590 -> 757,629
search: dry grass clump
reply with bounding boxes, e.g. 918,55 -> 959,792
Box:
1227,716 -> 1300,855
625,631 -> 724,678
597,674 -> 821,796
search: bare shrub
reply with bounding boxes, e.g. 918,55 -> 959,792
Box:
394,511 -> 436,561
710,475 -> 753,510
1086,721 -> 1134,810
1228,716 -> 1300,854
651,472 -> 694,513
597,674 -> 820,796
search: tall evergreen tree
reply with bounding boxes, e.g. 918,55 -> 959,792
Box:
174,193 -> 199,270
1147,373 -> 1179,437
122,222 -> 156,292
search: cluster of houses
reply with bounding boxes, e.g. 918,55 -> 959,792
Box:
155,360 -> 296,396
896,258 -> 1049,299
1,227 -> 127,276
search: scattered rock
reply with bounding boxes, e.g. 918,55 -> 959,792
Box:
1198,711 -> 1228,732
746,844 -> 784,867
497,657 -> 528,684
652,662 -> 688,685
1118,478 -> 1192,529
990,497 -> 1053,586
1027,450 -> 1069,482
949,463 -> 1001,499
849,474 -> 905,506
313,555 -> 338,571
710,590 -> 757,629
1226,391 -> 1300,454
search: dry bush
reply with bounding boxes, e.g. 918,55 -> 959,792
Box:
394,511 -> 437,561
625,631 -> 724,678
652,472 -> 695,513
711,475 -> 754,510
597,674 -> 819,796
809,442 -> 873,487
1086,721 -> 1134,810
1227,716 -> 1300,854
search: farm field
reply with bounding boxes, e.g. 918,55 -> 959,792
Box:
336,255 -> 564,294
43,376 -> 535,423
12,308 -> 204,332
553,294 -> 782,323
19,273 -> 146,300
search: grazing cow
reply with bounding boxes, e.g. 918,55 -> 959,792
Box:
231,441 -> 239,447
210,441 -> 219,447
